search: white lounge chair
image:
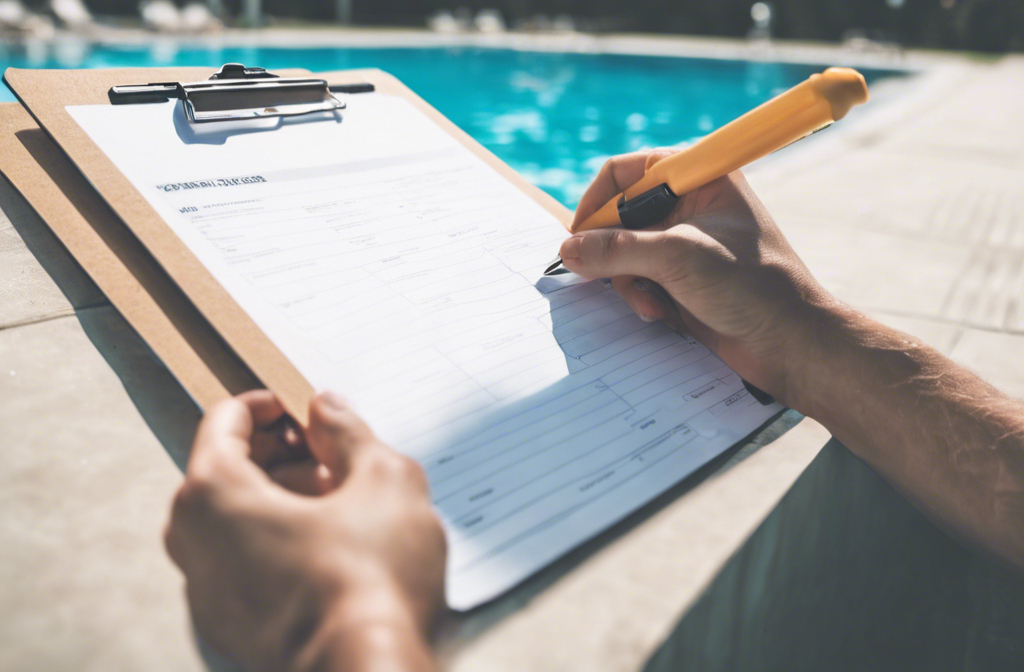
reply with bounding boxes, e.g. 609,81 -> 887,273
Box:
181,2 -> 222,32
428,10 -> 460,33
551,14 -> 575,32
0,0 -> 27,29
139,0 -> 181,32
474,9 -> 506,34
50,0 -> 93,29
0,0 -> 56,38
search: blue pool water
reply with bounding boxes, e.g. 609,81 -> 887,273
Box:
1,45 -> 901,207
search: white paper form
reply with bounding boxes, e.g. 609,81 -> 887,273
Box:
67,94 -> 783,609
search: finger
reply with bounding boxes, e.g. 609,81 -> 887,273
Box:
653,286 -> 721,352
675,171 -> 754,227
163,515 -> 186,569
235,389 -> 287,429
610,276 -> 667,322
250,425 -> 310,470
644,148 -> 676,173
269,459 -> 332,496
187,397 -> 270,487
571,149 -> 675,230
559,227 -> 710,285
192,389 -> 286,473
573,153 -> 646,228
305,391 -> 379,482
250,430 -> 290,467
236,391 -> 309,470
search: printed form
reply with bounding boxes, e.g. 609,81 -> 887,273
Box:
68,93 -> 782,609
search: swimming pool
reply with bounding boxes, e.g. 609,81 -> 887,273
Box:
0,45 -> 902,207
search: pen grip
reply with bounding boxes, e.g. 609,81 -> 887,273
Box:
572,68 -> 868,233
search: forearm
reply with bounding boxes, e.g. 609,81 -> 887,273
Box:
293,590 -> 437,672
789,305 -> 1024,567
301,621 -> 436,672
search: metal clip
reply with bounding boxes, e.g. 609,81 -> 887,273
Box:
109,63 -> 353,124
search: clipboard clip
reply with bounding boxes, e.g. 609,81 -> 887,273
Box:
108,63 -> 373,124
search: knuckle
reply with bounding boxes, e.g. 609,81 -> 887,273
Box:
603,153 -> 641,187
388,453 -> 420,481
187,441 -> 228,478
367,450 -> 428,489
202,398 -> 247,433
175,474 -> 218,512
398,455 -> 430,490
363,449 -> 403,479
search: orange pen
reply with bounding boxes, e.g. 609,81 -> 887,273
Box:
544,67 -> 869,275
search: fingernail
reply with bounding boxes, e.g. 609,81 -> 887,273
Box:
317,390 -> 348,410
640,314 -> 660,322
560,235 -> 583,261
632,279 -> 647,291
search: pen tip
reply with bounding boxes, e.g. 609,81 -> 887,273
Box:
543,256 -> 567,276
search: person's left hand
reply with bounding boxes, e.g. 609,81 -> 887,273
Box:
165,390 -> 446,672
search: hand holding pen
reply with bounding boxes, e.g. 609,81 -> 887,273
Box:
545,67 -> 869,276
556,154 -> 832,407
552,68 -> 869,404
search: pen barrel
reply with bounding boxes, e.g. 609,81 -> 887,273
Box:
639,68 -> 868,200
572,68 -> 868,232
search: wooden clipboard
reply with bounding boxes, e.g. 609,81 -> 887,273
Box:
0,66 -> 308,410
3,66 -> 571,423
0,100 -> 259,409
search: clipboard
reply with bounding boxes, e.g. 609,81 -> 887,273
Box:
0,100 -> 259,408
1,65 -> 803,614
4,66 -> 570,423
0,65 -> 319,410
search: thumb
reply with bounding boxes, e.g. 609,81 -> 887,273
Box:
305,391 -> 378,482
558,228 -> 698,284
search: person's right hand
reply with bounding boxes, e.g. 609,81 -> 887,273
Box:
560,150 -> 839,406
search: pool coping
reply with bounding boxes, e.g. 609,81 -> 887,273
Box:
6,25 -> 979,74
4,25 -> 954,185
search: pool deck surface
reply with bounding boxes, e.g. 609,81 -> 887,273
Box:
749,53 -> 1024,395
1,31 -> 1023,672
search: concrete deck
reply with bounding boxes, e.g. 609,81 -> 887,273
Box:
1,35 -> 1022,672
746,54 -> 1024,397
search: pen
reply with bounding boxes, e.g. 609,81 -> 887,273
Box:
544,67 -> 869,276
